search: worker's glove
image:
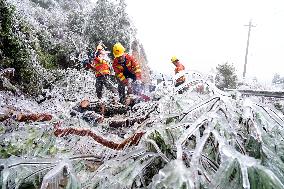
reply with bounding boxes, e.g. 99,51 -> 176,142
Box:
127,83 -> 133,94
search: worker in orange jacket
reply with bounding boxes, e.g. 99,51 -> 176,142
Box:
171,56 -> 186,88
112,42 -> 142,103
88,45 -> 117,99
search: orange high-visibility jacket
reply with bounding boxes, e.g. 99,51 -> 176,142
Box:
91,57 -> 110,77
175,62 -> 186,83
113,53 -> 142,83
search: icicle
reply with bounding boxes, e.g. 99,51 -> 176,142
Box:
150,160 -> 194,189
240,162 -> 250,189
176,119 -> 208,160
40,160 -> 74,189
2,166 -> 9,189
145,139 -> 170,163
190,129 -> 211,167
117,148 -> 146,162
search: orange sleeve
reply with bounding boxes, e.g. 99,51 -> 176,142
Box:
113,59 -> 127,82
129,56 -> 142,80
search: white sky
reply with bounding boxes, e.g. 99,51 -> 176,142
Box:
125,0 -> 284,82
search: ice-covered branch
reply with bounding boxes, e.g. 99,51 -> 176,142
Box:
53,122 -> 145,150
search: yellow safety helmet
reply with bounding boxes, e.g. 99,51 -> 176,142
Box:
171,56 -> 178,62
113,42 -> 125,58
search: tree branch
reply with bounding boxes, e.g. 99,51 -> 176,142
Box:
54,122 -> 145,150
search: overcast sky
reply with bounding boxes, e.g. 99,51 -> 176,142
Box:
125,0 -> 284,82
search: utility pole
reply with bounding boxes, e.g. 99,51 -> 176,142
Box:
243,20 -> 256,79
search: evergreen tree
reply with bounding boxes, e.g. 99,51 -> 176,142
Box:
215,62 -> 237,90
272,73 -> 284,89
272,73 -> 281,84
86,0 -> 137,54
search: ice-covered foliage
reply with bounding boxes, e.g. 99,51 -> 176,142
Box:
5,0 -> 94,66
86,0 -> 137,51
1,69 -> 284,189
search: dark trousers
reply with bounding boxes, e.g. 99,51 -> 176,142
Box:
95,75 -> 117,99
175,80 -> 186,94
117,78 -> 143,103
175,80 -> 185,87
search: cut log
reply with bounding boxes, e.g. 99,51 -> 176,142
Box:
80,99 -> 90,108
74,101 -> 128,117
82,112 -> 104,125
108,116 -> 149,128
16,113 -> 52,122
0,112 -> 52,122
0,106 -> 52,122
